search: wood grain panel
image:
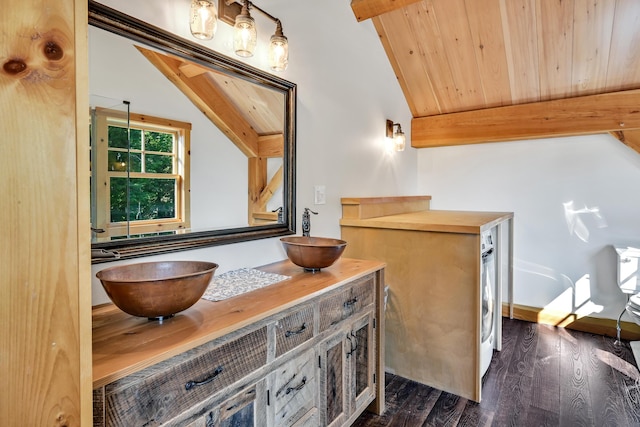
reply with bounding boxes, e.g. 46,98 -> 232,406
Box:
559,329 -> 594,425
410,1 -> 460,113
536,0 -> 574,100
464,0 -> 512,108
500,0 -> 540,104
0,0 -> 92,425
351,0 -> 423,22
373,8 -> 441,116
571,0 -> 616,96
371,16 -> 419,116
430,0 -> 486,111
605,0 -> 640,91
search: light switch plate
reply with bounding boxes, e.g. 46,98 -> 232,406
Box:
314,185 -> 326,205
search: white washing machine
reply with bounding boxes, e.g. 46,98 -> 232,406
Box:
480,229 -> 496,377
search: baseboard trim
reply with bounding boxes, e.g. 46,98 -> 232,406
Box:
502,303 -> 640,341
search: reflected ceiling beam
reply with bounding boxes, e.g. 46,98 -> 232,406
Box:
412,89 -> 640,148
258,166 -> 283,208
258,134 -> 284,157
248,159 -> 283,225
178,60 -> 285,157
136,46 -> 260,158
350,0 -> 421,22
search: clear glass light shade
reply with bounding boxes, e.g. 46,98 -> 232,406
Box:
234,15 -> 257,57
269,35 -> 289,71
394,131 -> 406,152
190,0 -> 218,40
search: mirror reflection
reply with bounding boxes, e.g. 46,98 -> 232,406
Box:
89,1 -> 295,262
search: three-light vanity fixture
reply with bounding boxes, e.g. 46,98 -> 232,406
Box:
189,0 -> 289,71
386,120 -> 406,152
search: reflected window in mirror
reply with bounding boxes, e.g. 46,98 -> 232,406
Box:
91,107 -> 191,241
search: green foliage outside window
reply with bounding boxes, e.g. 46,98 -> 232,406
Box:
110,177 -> 176,222
107,125 -> 177,223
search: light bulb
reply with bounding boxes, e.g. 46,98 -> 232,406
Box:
234,8 -> 257,57
269,35 -> 288,71
394,130 -> 406,152
190,0 -> 217,40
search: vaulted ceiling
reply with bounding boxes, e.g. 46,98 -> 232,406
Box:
351,0 -> 640,151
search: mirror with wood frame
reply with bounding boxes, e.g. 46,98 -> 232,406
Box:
89,1 -> 296,263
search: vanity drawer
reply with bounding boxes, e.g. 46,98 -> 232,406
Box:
272,349 -> 317,427
275,305 -> 315,357
101,326 -> 268,427
319,274 -> 374,332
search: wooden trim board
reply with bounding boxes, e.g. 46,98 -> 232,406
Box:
503,303 -> 640,341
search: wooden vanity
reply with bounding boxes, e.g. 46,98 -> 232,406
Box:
92,258 -> 385,426
340,196 -> 513,402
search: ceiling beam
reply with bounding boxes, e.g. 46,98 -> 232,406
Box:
136,46 -> 259,158
411,89 -> 640,148
351,0 -> 422,22
257,134 -> 284,158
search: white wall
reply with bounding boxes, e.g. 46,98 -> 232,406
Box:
91,0 -> 417,304
418,134 -> 640,320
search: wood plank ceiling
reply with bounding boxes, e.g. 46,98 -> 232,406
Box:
351,0 -> 640,149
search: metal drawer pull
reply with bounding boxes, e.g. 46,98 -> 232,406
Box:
285,322 -> 307,337
344,297 -> 358,308
285,376 -> 307,395
185,366 -> 224,390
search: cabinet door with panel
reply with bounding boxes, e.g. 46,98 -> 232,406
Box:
320,329 -> 347,427
269,348 -> 317,427
346,311 -> 375,418
320,311 -> 376,427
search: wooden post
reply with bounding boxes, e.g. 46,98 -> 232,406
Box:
0,0 -> 92,425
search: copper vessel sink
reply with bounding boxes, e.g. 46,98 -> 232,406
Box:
280,236 -> 347,272
96,261 -> 218,321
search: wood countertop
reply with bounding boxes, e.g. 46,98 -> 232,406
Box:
340,210 -> 513,234
92,257 -> 385,388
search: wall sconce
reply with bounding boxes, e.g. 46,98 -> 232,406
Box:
386,119 -> 406,152
269,20 -> 289,72
233,1 -> 257,57
190,0 -> 218,41
215,0 -> 289,71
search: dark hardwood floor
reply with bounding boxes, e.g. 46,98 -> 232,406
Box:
354,318 -> 640,426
